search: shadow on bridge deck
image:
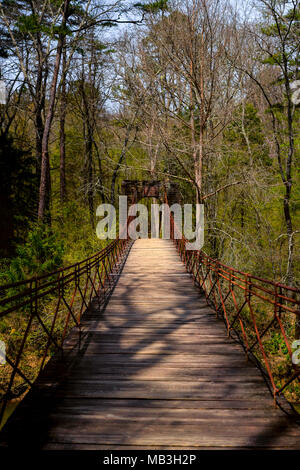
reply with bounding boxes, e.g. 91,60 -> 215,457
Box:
0,239 -> 299,449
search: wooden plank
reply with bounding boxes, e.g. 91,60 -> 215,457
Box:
29,414 -> 300,435
66,372 -> 265,383
39,400 -> 292,418
1,238 -> 299,450
38,429 -> 300,448
52,381 -> 272,400
83,345 -> 244,355
64,354 -> 254,368
42,444 -> 297,450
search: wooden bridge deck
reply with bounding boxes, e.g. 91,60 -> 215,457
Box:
1,239 -> 300,449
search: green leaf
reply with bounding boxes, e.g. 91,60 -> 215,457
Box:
134,0 -> 168,13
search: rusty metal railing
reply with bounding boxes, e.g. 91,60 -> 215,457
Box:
170,216 -> 300,406
0,236 -> 132,424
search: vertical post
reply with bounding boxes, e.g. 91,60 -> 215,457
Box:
244,273 -> 250,362
295,290 -> 300,341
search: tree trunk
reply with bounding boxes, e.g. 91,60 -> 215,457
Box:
38,0 -> 70,222
85,120 -> 94,228
110,119 -> 137,206
60,44 -> 67,203
197,30 -> 205,205
283,58 -> 295,287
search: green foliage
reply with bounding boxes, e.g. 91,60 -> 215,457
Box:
260,4 -> 299,75
264,331 -> 289,356
16,12 -> 72,38
99,21 -> 118,28
223,103 -> 271,166
16,14 -> 41,34
0,134 -> 38,256
53,202 -> 106,264
0,224 -> 64,284
134,0 -> 168,13
262,53 -> 282,66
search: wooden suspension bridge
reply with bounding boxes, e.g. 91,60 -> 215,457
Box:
0,184 -> 299,449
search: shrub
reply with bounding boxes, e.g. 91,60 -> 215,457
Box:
1,224 -> 64,284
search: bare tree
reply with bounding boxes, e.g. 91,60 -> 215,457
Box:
227,0 -> 299,284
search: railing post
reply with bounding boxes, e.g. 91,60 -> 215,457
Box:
295,289 -> 300,341
244,273 -> 251,362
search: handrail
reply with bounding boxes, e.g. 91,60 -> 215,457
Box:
170,216 -> 300,406
1,207 -> 299,425
0,236 -> 132,425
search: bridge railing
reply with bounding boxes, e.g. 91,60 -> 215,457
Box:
0,237 -> 131,424
171,221 -> 300,406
